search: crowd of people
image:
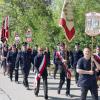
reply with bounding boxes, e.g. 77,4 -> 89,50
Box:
0,41 -> 100,100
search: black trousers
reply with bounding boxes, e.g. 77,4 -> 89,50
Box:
2,59 -> 7,74
15,68 -> 19,82
58,71 -> 71,95
9,67 -> 15,81
22,67 -> 31,87
34,75 -> 48,98
73,68 -> 79,84
53,64 -> 58,79
80,86 -> 98,100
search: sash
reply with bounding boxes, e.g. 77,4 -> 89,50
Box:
56,51 -> 71,79
93,54 -> 100,64
34,55 -> 46,88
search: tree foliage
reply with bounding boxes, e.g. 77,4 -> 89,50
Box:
0,0 -> 100,49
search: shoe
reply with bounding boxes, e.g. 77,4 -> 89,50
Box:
34,92 -> 38,97
57,90 -> 60,94
26,87 -> 29,90
45,95 -> 48,100
15,81 -> 19,84
10,78 -> 12,82
66,93 -> 72,98
34,89 -> 38,97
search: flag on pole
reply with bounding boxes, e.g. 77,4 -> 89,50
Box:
1,16 -> 9,43
59,0 -> 75,42
1,17 -> 6,43
5,16 -> 9,40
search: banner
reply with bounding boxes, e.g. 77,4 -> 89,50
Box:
59,0 -> 75,42
5,16 -> 9,40
1,16 -> 9,42
85,12 -> 100,36
25,29 -> 32,43
14,32 -> 20,44
1,17 -> 6,43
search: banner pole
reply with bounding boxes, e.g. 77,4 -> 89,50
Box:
91,36 -> 94,70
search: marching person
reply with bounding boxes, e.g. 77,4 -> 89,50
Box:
72,43 -> 83,84
55,42 -> 71,97
44,47 -> 51,76
34,47 -> 48,100
1,45 -> 8,75
32,45 -> 38,72
53,47 -> 58,79
7,44 -> 18,81
15,42 -> 32,89
77,47 -> 100,100
94,46 -> 100,85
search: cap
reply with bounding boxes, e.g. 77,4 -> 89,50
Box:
22,42 -> 28,46
12,44 -> 16,48
75,42 -> 80,46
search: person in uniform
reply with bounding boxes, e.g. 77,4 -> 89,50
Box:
34,47 -> 48,100
53,47 -> 58,79
15,42 -> 32,89
1,45 -> 8,75
77,47 -> 100,100
56,42 -> 71,97
53,44 -> 60,79
72,43 -> 83,84
32,46 -> 38,72
94,46 -> 100,85
7,44 -> 18,81
44,47 -> 51,76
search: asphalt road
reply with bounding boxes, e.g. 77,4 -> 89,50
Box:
0,68 -> 100,100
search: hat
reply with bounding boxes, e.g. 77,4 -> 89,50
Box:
12,44 -> 16,48
22,42 -> 27,46
75,42 -> 80,46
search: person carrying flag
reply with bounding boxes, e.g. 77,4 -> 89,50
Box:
34,47 -> 48,100
55,42 -> 71,97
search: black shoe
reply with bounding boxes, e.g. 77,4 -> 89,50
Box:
26,87 -> 29,90
34,89 -> 38,97
66,93 -> 72,98
57,90 -> 60,94
45,95 -> 48,100
23,81 -> 27,87
15,81 -> 19,84
10,78 -> 12,82
34,92 -> 38,97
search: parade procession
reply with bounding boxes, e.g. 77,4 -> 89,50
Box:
0,0 -> 100,100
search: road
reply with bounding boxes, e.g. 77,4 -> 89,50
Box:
0,68 -> 100,100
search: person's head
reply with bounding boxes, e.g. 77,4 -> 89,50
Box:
45,47 -> 49,52
96,46 -> 100,54
12,44 -> 17,51
83,47 -> 91,59
75,43 -> 80,51
21,42 -> 28,51
3,45 -> 8,51
38,47 -> 43,54
60,42 -> 65,51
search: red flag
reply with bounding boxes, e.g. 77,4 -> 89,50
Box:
59,0 -> 75,42
1,17 -> 6,43
5,16 -> 9,40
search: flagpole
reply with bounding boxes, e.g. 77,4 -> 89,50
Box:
91,36 -> 94,70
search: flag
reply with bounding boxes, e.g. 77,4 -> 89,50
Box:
1,17 -> 6,43
59,0 -> 75,42
5,16 -> 9,40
